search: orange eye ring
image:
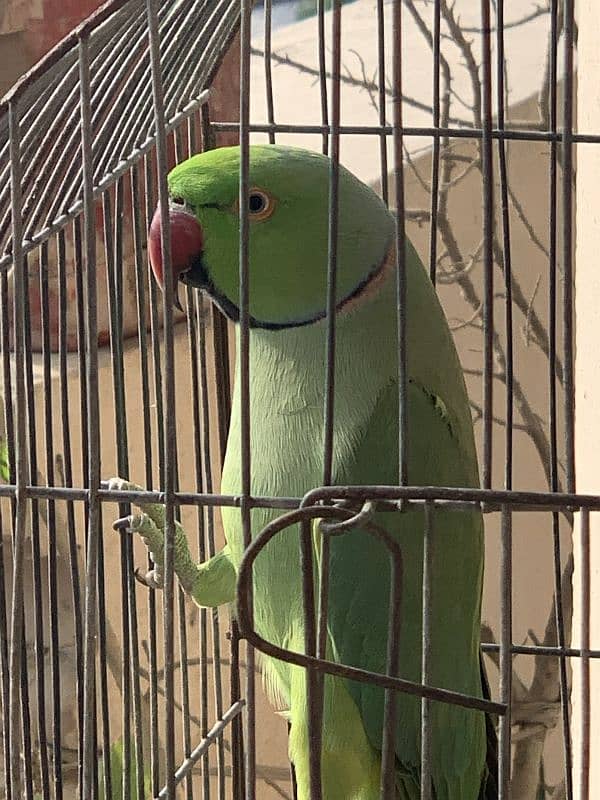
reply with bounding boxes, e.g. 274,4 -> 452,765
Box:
236,188 -> 275,221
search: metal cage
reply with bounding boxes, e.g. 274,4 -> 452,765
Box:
0,0 -> 590,798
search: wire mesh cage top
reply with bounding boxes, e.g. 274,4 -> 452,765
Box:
0,0 -> 238,268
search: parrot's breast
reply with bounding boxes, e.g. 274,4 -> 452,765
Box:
220,311 -> 395,639
216,265 -> 487,799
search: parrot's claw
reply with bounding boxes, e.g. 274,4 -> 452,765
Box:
103,477 -> 141,493
112,515 -> 134,532
134,567 -> 164,590
105,478 -> 167,591
105,477 -> 204,602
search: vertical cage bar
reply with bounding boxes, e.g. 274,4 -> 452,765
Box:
545,1 -> 573,794
131,160 -> 155,800
202,106 -> 232,469
0,347 -> 11,800
141,153 -> 162,799
184,100 -> 211,786
498,506 -> 512,799
23,251 -> 51,800
73,216 -> 90,493
562,0 -> 575,493
480,0 -> 494,490
132,162 -> 154,489
57,228 -> 85,790
97,517 -> 113,800
313,528 -> 330,800
322,0 -> 342,489
376,0 -> 388,205
0,267 -> 15,800
391,0 -> 407,485
300,519 -> 322,800
126,545 -> 147,800
0,271 -> 15,497
547,0 -> 558,454
316,534 -> 330,664
171,128 -> 195,800
79,31 -> 103,800
317,0 -> 329,155
495,0 -> 513,492
211,304 -> 232,465
146,167 -> 166,489
0,498 -> 11,800
379,530 -> 402,799
579,507 -> 590,800
420,502 -> 434,800
197,292 -> 228,799
178,131 -> 211,790
114,182 -> 147,797
146,0 -> 178,796
102,185 -> 133,800
428,0 -> 441,286
239,0 -> 256,795
177,582 -> 194,800
20,637 -> 35,799
10,137 -> 35,800
230,618 -> 245,799
39,238 -> 63,800
264,0 -> 276,145
7,95 -> 29,800
184,284 -> 211,798
183,127 -> 210,800
316,12 -> 343,793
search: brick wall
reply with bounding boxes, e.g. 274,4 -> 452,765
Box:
0,0 -> 101,95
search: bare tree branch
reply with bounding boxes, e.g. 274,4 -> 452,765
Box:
439,0 -> 482,126
250,45 -> 471,127
458,3 -> 550,34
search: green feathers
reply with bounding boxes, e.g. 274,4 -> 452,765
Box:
140,144 -> 489,798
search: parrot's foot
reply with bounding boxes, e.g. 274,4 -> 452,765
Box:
105,476 -> 172,592
113,512 -> 165,589
103,477 -> 170,529
104,477 -> 237,608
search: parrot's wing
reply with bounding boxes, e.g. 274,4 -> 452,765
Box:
328,378 -> 489,799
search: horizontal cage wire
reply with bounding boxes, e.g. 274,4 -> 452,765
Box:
0,0 -> 593,798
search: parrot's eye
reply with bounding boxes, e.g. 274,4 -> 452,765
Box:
249,192 -> 267,213
246,189 -> 275,221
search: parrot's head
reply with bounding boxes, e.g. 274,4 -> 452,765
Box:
148,144 -> 395,328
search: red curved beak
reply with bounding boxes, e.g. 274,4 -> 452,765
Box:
148,205 -> 204,310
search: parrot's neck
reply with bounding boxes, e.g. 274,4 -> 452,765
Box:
252,270 -> 396,398
224,242 -> 477,499
253,256 -> 397,372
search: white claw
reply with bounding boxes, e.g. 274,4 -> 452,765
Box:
105,477 -> 129,492
129,512 -> 145,531
146,569 -> 163,589
105,479 -> 166,591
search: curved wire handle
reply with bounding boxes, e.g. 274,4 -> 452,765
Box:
236,502 -> 503,717
235,500 -> 505,798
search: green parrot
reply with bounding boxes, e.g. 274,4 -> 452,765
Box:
110,144 -> 496,799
